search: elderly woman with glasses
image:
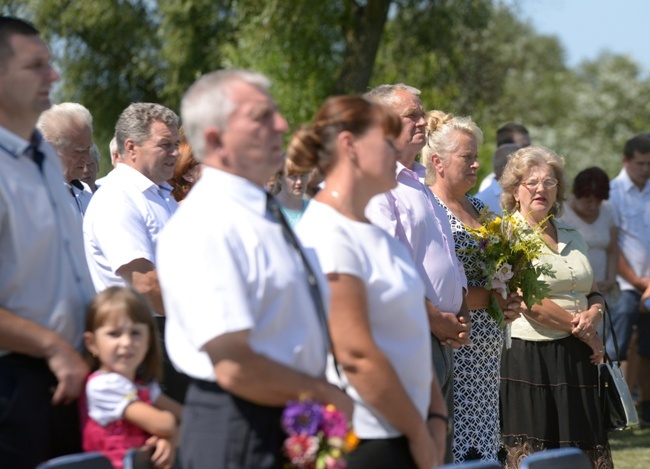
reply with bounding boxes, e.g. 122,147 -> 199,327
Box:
499,146 -> 613,468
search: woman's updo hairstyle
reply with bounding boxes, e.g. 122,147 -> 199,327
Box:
287,95 -> 402,176
421,110 -> 483,185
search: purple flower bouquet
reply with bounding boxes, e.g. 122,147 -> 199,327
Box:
282,399 -> 358,469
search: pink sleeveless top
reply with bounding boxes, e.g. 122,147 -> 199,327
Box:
80,372 -> 159,469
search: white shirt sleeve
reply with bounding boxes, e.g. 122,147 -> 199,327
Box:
86,372 -> 140,426
89,192 -> 156,273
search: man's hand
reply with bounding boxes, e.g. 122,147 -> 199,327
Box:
45,339 -> 89,405
427,300 -> 471,349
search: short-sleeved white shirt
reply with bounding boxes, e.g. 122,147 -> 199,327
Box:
610,168 -> 650,292
0,126 -> 95,356
297,201 -> 432,439
83,163 -> 178,293
85,371 -> 162,426
558,201 -> 615,283
156,167 -> 329,382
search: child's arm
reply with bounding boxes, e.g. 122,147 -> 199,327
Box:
153,393 -> 183,423
123,401 -> 177,438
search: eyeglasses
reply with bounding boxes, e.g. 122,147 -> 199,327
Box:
520,178 -> 558,189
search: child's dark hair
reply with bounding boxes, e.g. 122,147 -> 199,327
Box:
84,286 -> 163,383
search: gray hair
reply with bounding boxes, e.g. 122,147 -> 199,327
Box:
114,103 -> 179,156
363,83 -> 421,108
500,146 -> 567,217
89,143 -> 100,163
181,69 -> 272,162
37,102 -> 93,149
421,110 -> 484,185
108,136 -> 121,166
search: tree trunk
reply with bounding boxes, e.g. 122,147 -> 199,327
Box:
335,0 -> 392,94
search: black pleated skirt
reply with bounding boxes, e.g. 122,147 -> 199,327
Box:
500,336 -> 613,468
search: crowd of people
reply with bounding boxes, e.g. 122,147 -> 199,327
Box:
1,14 -> 650,469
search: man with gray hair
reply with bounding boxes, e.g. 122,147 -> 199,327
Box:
81,143 -> 100,192
37,102 -> 94,214
156,69 -> 352,468
93,136 -> 122,189
475,143 -> 522,215
83,103 -> 187,401
365,83 -> 471,463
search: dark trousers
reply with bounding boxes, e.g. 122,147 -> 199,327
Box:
181,379 -> 285,469
155,317 -> 191,404
431,333 -> 454,464
0,354 -> 82,468
347,436 -> 417,468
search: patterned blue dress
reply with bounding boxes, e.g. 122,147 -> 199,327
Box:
435,194 -> 504,464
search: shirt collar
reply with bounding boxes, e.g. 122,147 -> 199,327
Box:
114,162 -> 173,193
200,166 -> 268,215
396,161 -> 422,182
0,125 -> 43,160
618,167 -> 649,193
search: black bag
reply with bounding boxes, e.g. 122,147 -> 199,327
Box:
598,299 -> 639,431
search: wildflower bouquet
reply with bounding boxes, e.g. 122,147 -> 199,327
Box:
465,209 -> 555,335
282,398 -> 359,469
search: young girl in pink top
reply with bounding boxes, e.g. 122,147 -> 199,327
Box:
81,287 -> 182,469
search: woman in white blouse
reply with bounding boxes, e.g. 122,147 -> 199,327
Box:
559,166 -> 618,301
293,95 -> 446,469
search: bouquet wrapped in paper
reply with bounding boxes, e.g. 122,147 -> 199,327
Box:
282,398 -> 359,469
465,209 -> 555,345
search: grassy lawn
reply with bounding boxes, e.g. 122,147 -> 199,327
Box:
609,426 -> 650,468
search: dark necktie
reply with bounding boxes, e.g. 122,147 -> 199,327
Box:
28,144 -> 45,172
266,193 -> 332,351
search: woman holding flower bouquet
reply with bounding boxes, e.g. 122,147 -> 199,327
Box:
423,111 -> 523,465
499,146 -> 612,468
293,95 -> 447,469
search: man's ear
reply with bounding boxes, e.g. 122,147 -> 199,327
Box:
205,127 -> 223,151
123,138 -> 137,162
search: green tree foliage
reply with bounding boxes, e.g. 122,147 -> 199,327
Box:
3,1 -> 649,181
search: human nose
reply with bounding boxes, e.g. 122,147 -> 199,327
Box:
118,332 -> 132,347
275,112 -> 288,133
48,65 -> 60,83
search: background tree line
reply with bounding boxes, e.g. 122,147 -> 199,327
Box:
3,0 -> 650,183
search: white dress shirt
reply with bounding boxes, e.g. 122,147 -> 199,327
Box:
83,163 -> 178,294
475,177 -> 503,216
366,161 -> 467,314
298,201 -> 432,439
156,167 -> 329,382
67,179 -> 93,215
610,168 -> 650,292
0,126 -> 95,356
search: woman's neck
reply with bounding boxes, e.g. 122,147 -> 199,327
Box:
275,189 -> 304,210
316,175 -> 372,223
429,179 -> 467,205
569,198 -> 598,223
